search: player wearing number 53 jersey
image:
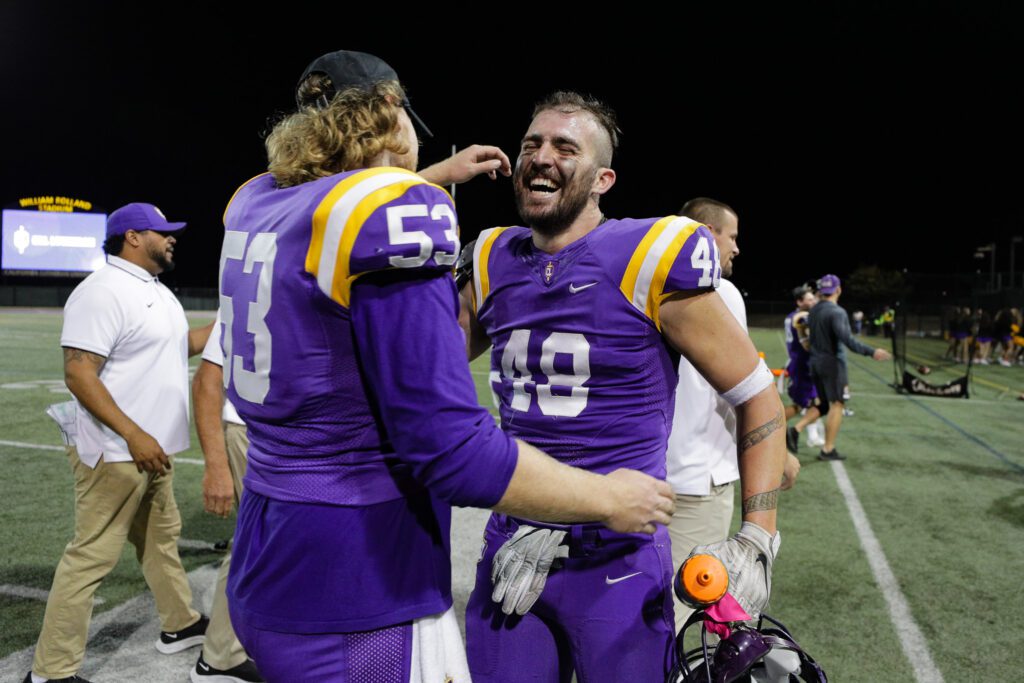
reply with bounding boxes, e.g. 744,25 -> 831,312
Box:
461,92 -> 788,682
220,53 -> 674,683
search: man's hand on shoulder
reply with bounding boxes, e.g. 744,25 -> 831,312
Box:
419,145 -> 512,186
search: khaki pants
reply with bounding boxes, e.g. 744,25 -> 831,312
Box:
203,422 -> 249,670
33,447 -> 199,679
667,482 -> 735,634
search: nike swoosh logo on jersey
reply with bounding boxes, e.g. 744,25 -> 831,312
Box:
569,282 -> 598,294
605,571 -> 642,585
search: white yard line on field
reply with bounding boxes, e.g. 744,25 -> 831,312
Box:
830,461 -> 944,683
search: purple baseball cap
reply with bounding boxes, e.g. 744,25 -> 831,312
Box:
296,50 -> 433,138
106,203 -> 186,239
817,273 -> 841,295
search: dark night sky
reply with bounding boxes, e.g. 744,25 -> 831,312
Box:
2,2 -> 1022,299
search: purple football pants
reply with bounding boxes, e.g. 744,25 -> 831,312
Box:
787,367 -> 818,408
466,514 -> 675,682
231,618 -> 413,683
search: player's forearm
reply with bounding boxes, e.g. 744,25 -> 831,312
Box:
188,322 -> 215,357
192,361 -> 230,471
734,387 -> 786,534
493,440 -> 611,523
65,365 -> 142,441
418,160 -> 453,186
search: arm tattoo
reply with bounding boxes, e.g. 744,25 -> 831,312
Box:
743,489 -> 780,514
63,347 -> 107,372
738,409 -> 784,454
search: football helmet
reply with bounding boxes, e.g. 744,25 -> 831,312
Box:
667,610 -> 827,683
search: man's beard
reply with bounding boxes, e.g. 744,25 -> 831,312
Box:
149,244 -> 175,273
514,165 -> 597,237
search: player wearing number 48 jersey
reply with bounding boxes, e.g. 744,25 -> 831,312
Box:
460,92 -> 788,682
219,52 -> 674,683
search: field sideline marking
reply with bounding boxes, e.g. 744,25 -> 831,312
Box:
0,440 -> 63,452
830,461 -> 945,683
0,583 -> 105,605
0,440 -> 206,467
850,357 -> 1024,475
0,564 -> 219,679
772,330 -> 944,679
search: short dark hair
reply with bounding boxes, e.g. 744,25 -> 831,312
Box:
792,285 -> 811,301
533,91 -> 620,166
679,197 -> 736,228
103,234 -> 126,256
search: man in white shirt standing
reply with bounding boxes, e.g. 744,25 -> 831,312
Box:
25,203 -> 213,683
666,197 -> 799,632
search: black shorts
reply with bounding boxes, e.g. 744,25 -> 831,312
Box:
810,356 -> 848,413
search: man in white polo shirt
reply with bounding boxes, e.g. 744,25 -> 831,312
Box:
189,312 -> 262,683
25,203 -> 213,683
666,197 -> 799,632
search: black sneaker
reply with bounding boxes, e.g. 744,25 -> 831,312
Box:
191,652 -> 264,683
22,674 -> 93,683
786,426 -> 799,452
156,614 -> 209,654
817,449 -> 846,461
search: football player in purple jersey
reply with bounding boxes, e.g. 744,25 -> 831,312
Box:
459,92 -> 788,682
217,52 -> 674,683
783,285 -> 822,452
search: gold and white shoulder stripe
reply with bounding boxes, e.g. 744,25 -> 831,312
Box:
471,226 -> 510,312
305,167 -> 445,306
619,216 -> 702,328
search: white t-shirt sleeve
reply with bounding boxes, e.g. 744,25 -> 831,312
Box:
61,283 -> 124,357
717,279 -> 748,331
201,309 -> 224,366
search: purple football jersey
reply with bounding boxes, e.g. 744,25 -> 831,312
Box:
472,216 -> 720,479
784,309 -> 812,373
221,167 -> 518,632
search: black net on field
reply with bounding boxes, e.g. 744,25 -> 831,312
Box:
892,302 -> 971,398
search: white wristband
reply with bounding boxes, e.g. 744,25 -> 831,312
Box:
721,358 -> 773,407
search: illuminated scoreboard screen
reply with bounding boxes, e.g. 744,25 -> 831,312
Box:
2,209 -> 108,275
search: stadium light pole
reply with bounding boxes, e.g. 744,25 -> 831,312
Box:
974,243 -> 995,291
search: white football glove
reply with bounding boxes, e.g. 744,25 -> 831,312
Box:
689,521 -> 781,619
490,525 -> 569,616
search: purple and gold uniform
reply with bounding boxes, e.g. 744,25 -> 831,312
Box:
784,309 -> 817,408
219,167 -> 518,680
464,217 -> 720,682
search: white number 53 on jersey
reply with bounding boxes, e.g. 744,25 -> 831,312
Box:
498,329 -> 591,417
386,203 -> 459,268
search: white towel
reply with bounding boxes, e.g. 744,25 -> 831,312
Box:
409,607 -> 472,683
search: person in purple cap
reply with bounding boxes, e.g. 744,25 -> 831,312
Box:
218,51 -> 674,682
806,274 -> 892,461
24,203 -> 214,683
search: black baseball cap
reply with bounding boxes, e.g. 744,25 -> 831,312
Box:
296,50 -> 433,138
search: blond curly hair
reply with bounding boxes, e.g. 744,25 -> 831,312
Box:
267,78 -> 411,187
